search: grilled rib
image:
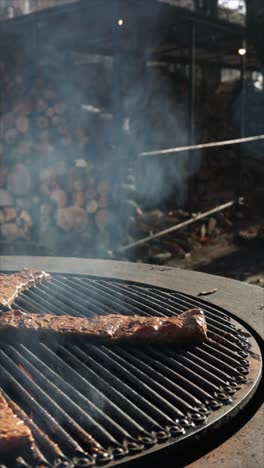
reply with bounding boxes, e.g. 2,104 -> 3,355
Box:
0,308 -> 207,344
0,269 -> 51,308
0,392 -> 34,454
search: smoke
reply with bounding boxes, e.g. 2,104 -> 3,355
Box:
0,2 -> 202,257
122,64 -> 198,209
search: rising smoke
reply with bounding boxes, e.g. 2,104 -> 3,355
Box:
0,1 -> 202,257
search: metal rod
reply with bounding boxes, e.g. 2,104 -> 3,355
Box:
187,22 -> 196,209
238,39 -> 247,197
188,22 -> 196,146
138,134 -> 264,157
240,39 -> 247,139
117,199 -> 238,253
112,0 -> 123,139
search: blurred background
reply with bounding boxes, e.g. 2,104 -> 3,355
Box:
0,0 -> 263,286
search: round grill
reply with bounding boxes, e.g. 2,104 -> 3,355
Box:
0,274 -> 262,468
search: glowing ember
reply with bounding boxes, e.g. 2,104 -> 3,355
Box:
18,364 -> 33,380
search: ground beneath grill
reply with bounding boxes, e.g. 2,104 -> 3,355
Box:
127,197 -> 264,289
197,245 -> 264,287
166,241 -> 264,288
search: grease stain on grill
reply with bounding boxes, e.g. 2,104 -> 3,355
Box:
0,273 -> 261,468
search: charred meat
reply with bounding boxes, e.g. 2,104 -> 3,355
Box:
0,392 -> 33,454
0,308 -> 207,345
0,269 -> 51,308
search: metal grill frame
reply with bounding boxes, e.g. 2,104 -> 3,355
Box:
0,257 -> 263,468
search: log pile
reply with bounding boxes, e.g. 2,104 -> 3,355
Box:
0,58 -> 191,254
38,163 -> 117,253
0,194 -> 33,242
0,57 -> 134,254
0,52 -> 262,257
0,70 -> 87,160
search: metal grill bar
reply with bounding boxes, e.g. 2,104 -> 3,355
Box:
58,346 -> 174,432
0,362 -> 87,456
0,274 -> 261,468
3,346 -> 134,445
0,351 -> 107,450
23,343 -> 161,446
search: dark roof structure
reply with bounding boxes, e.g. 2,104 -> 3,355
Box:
0,0 -> 260,71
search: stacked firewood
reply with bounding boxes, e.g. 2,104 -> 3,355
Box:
0,71 -> 87,158
39,162 -> 117,251
0,189 -> 33,241
1,54 -> 262,255
0,60 -> 74,240
0,155 -> 35,241
0,57 -> 135,253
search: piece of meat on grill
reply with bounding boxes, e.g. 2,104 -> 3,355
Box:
0,268 -> 51,308
0,392 -> 34,454
0,308 -> 207,344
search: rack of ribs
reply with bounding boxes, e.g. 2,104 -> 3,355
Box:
0,269 -> 51,308
0,308 -> 207,345
0,392 -> 33,454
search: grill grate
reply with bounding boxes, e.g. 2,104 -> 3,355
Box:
0,274 -> 261,468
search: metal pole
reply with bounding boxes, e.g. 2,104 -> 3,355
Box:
112,2 -> 123,142
188,22 -> 196,145
139,134 -> 264,157
117,199 -> 238,253
238,39 -> 247,197
187,22 -> 196,208
240,39 -> 247,138
31,18 -> 41,247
